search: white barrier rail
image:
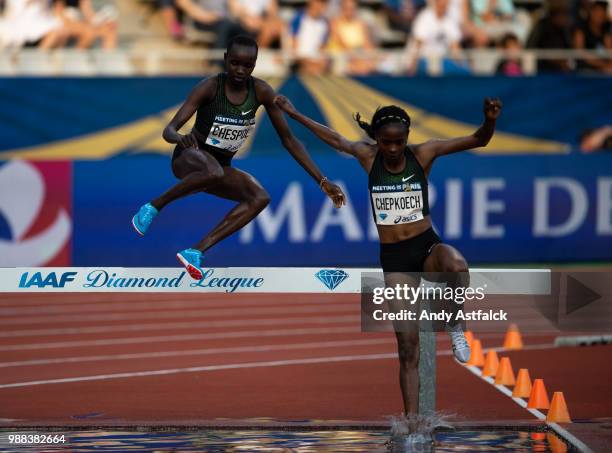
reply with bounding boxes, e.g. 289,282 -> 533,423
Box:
0,267 -> 551,294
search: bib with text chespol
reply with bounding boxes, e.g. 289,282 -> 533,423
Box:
205,115 -> 256,153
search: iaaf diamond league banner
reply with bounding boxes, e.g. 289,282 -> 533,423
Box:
0,267 -> 359,293
3,267 -> 610,333
0,267 -> 549,294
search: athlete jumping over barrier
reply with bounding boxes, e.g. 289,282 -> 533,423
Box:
131,35 -> 346,280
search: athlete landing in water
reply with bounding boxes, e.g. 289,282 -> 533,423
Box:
275,93 -> 502,415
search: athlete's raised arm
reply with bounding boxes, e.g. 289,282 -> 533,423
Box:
274,95 -> 376,170
413,97 -> 502,171
162,77 -> 217,149
256,81 -> 346,208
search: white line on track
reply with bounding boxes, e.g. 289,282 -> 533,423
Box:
0,315 -> 360,338
0,353 -> 399,389
0,304 -> 357,326
0,340 -> 548,369
0,297 -> 350,316
0,326 -> 360,351
0,338 -> 396,368
0,295 -> 214,307
458,348 -> 594,453
463,364 -> 547,420
0,328 -> 554,352
547,423 -> 594,453
0,343 -> 558,390
479,343 -> 558,353
0,293 -> 335,305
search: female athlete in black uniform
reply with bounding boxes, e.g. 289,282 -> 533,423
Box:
274,94 -> 502,415
131,36 -> 345,279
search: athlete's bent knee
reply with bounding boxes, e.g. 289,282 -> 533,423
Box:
207,165 -> 224,183
250,192 -> 270,213
443,258 -> 469,274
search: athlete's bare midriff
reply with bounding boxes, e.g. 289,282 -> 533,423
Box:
376,216 -> 433,243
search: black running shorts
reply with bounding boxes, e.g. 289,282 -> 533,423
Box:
172,139 -> 234,168
379,228 -> 442,272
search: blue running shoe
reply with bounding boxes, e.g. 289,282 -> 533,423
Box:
132,203 -> 158,236
176,248 -> 204,280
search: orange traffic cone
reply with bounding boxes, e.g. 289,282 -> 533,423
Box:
513,368 -> 532,398
467,339 -> 484,367
547,392 -> 571,423
527,378 -> 550,409
494,357 -> 516,386
482,350 -> 499,377
503,323 -> 523,350
464,331 -> 474,348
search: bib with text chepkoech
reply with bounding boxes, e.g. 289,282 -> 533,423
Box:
371,182 -> 425,225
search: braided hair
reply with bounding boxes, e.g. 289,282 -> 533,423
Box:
353,106 -> 411,140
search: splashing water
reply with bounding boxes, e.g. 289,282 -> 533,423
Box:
388,412 -> 454,452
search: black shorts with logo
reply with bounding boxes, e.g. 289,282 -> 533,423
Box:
171,137 -> 234,168
379,228 -> 442,272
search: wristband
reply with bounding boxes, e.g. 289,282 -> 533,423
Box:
319,176 -> 328,189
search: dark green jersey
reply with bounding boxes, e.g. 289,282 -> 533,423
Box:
368,147 -> 430,225
193,73 -> 260,154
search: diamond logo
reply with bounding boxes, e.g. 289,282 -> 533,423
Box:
315,269 -> 349,291
379,213 -> 388,220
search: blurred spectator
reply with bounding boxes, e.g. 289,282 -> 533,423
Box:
175,0 -> 245,49
575,0 -> 592,24
527,0 -> 573,72
54,0 -> 118,49
382,0 -> 421,34
231,0 -> 284,48
159,0 -> 184,41
289,0 -> 330,74
450,0 -> 488,47
470,0 -> 531,44
324,0 -> 341,18
328,0 -> 377,74
574,1 -> 612,73
404,0 -> 464,74
580,125 -> 612,152
0,0 -> 66,49
495,32 -> 524,75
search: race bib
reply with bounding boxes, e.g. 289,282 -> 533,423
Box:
205,115 -> 256,153
372,191 -> 424,225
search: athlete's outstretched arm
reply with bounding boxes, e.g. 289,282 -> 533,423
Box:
274,95 -> 375,168
162,78 -> 216,149
256,81 -> 346,208
414,98 -> 501,170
